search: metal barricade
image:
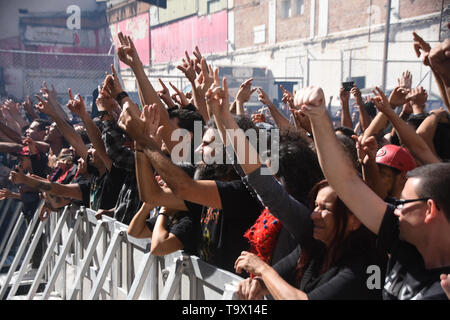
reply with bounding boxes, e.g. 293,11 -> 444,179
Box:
0,203 -> 244,300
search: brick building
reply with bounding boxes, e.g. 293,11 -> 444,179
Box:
107,0 -> 449,112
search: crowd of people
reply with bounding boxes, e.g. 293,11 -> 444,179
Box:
0,29 -> 449,300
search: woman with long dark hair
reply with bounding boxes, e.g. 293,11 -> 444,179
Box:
235,178 -> 386,300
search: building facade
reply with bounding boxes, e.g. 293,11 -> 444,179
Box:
102,0 -> 450,111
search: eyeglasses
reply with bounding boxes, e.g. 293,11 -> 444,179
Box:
390,197 -> 430,210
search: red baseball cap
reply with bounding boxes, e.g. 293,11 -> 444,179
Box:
376,144 -> 416,172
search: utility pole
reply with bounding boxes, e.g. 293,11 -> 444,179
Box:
381,0 -> 392,91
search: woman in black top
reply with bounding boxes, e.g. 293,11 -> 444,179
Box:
235,176 -> 386,300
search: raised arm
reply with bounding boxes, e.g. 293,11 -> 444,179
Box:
177,52 -> 212,122
235,78 -> 257,116
350,85 -> 371,131
363,86 -> 410,141
134,105 -> 188,211
297,86 -> 387,234
370,87 -> 440,165
9,170 -> 82,201
339,87 -> 353,129
67,87 -> 112,171
118,102 -> 222,209
416,108 -> 448,156
257,87 -> 291,130
40,81 -> 69,121
35,92 -> 88,160
413,32 -> 450,110
127,202 -> 154,238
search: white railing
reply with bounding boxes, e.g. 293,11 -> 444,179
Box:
0,200 -> 244,300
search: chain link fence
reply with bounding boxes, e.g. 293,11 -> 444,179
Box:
0,49 -> 114,114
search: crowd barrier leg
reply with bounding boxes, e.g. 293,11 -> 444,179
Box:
67,220 -> 106,300
126,252 -> 156,300
0,212 -> 25,272
0,202 -> 22,257
88,230 -> 124,300
160,255 -> 186,300
26,207 -> 70,300
0,199 -> 12,233
40,210 -> 83,300
6,216 -> 48,299
0,200 -> 43,300
0,212 -> 25,270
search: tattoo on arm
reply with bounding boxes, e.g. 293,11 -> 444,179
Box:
37,182 -> 52,192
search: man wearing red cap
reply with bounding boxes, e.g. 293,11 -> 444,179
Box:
375,144 -> 417,199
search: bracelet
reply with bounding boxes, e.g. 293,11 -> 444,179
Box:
159,213 -> 171,219
115,91 -> 128,103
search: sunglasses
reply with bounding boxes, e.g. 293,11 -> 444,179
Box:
390,197 -> 438,210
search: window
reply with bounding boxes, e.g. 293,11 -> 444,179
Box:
292,0 -> 304,16
280,0 -> 304,19
280,0 -> 290,19
253,24 -> 266,44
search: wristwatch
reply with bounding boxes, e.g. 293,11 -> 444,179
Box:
97,110 -> 110,120
115,91 -> 128,104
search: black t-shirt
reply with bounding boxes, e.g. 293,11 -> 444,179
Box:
378,204 -> 450,300
272,241 -> 383,300
185,179 -> 264,274
146,209 -> 202,256
76,176 -> 92,208
95,164 -> 127,211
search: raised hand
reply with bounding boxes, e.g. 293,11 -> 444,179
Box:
408,86 -> 428,106
192,46 -> 203,74
118,101 -> 149,144
280,85 -> 294,109
117,32 -> 141,68
66,89 -> 87,117
353,135 -> 378,165
427,39 -> 450,81
35,94 -> 54,116
339,86 -> 350,106
350,85 -> 364,105
96,84 -> 117,113
169,82 -> 190,107
290,108 -> 311,133
397,70 -> 412,89
141,104 -> 160,138
103,64 -> 124,100
256,88 -> 272,106
293,86 -> 327,118
40,81 -> 58,107
413,32 -> 432,66
371,87 -> 393,113
157,78 -> 175,107
194,58 -> 214,96
236,78 -> 257,104
177,51 -> 196,83
205,76 -> 229,118
388,86 -> 411,107
22,96 -> 37,118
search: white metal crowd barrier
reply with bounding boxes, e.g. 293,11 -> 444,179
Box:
0,199 -> 244,300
